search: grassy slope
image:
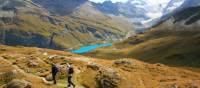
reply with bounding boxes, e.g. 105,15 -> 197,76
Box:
86,28 -> 200,68
0,44 -> 200,88
85,6 -> 200,68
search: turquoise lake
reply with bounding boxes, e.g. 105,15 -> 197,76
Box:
71,43 -> 112,54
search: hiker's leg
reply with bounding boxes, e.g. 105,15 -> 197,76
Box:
52,74 -> 56,84
71,77 -> 75,87
69,76 -> 75,88
67,76 -> 71,87
54,76 -> 57,84
72,82 -> 75,88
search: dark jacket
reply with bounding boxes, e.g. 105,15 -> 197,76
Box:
52,65 -> 59,75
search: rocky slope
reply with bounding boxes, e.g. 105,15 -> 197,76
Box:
0,44 -> 200,88
0,0 -> 133,50
86,5 -> 200,69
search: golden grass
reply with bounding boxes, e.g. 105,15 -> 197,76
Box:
85,29 -> 200,69
0,45 -> 200,88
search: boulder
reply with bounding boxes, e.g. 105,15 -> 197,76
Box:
48,55 -> 65,60
87,62 -> 102,71
96,68 -> 121,88
45,74 -> 53,81
155,63 -> 165,67
114,59 -> 134,71
180,83 -> 199,88
36,68 -> 50,77
27,60 -> 39,67
0,70 -> 19,83
114,59 -> 132,67
3,79 -> 32,88
160,83 -> 178,88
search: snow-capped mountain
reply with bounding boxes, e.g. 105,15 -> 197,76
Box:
92,0 -> 172,28
142,0 -> 200,28
163,0 -> 185,14
161,0 -> 200,23
138,0 -> 186,29
94,0 -> 200,29
181,0 -> 200,8
92,0 -> 149,21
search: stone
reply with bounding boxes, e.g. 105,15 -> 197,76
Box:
4,79 -> 32,88
36,68 -> 50,77
0,70 -> 19,83
114,59 -> 134,71
114,59 -> 133,67
48,55 -> 65,60
180,83 -> 199,88
87,62 -> 102,71
45,74 -> 53,81
27,60 -> 39,67
96,68 -> 121,88
155,63 -> 165,67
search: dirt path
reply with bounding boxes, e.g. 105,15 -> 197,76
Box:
57,80 -> 85,88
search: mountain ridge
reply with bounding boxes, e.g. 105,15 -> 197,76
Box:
0,0 -> 133,50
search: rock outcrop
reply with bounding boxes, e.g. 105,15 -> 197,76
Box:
113,59 -> 134,72
87,62 -> 102,71
3,79 -> 32,88
96,68 -> 121,88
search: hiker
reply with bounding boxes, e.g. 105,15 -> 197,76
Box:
51,64 -> 59,84
67,63 -> 75,88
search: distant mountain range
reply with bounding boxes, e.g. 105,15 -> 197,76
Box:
92,0 -> 189,28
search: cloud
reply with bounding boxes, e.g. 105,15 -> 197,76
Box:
145,0 -> 169,6
89,0 -> 128,3
146,12 -> 163,19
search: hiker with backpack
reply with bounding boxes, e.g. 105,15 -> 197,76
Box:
51,64 -> 59,84
67,63 -> 76,88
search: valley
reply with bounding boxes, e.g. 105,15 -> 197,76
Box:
0,0 -> 200,88
86,5 -> 200,69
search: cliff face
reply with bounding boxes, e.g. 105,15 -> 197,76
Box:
0,0 -> 133,50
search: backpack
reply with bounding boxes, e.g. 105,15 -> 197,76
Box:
52,66 -> 59,75
68,67 -> 74,74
